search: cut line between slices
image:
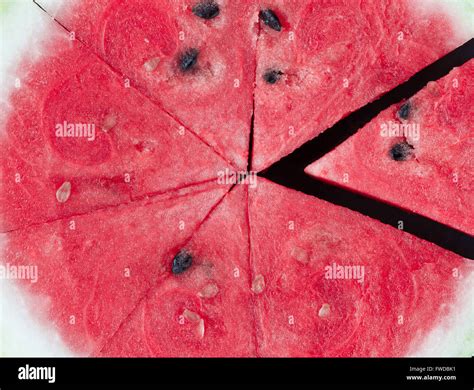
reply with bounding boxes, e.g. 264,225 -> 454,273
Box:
261,38 -> 474,259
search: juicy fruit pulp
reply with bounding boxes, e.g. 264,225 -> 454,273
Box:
252,0 -> 472,171
35,0 -> 258,169
0,23 -> 231,232
1,0 -> 473,357
306,60 -> 474,236
248,179 -> 471,357
36,0 -> 473,171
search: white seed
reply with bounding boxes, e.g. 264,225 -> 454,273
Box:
102,113 -> 117,132
251,274 -> 265,294
291,246 -> 309,264
196,319 -> 205,339
197,283 -> 219,299
182,308 -> 200,323
318,303 -> 330,318
56,181 -> 71,203
143,57 -> 160,72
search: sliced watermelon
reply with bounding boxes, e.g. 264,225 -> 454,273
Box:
0,11 -> 230,231
306,60 -> 474,236
248,179 -> 472,356
252,0 -> 474,171
1,1 -> 473,359
2,181 -> 229,355
98,185 -> 255,357
37,0 -> 258,169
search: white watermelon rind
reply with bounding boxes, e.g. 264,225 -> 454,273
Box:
408,272 -> 474,357
0,0 -> 76,357
410,0 -> 474,45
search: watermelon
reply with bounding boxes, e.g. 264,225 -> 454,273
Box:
306,60 -> 474,236
2,180 -> 229,355
252,0 -> 474,171
0,9 -> 231,232
36,0 -> 258,169
1,0 -> 473,358
97,185 -> 254,357
39,0 -> 473,171
248,179 -> 473,357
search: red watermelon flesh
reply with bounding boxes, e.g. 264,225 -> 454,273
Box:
248,179 -> 472,357
97,185 -> 256,357
37,0 -> 258,169
2,180 -> 229,355
306,60 -> 474,236
1,1 -> 473,358
94,179 -> 471,357
0,16 -> 231,232
252,0 -> 473,171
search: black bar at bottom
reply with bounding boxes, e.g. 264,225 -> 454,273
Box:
0,357 -> 472,386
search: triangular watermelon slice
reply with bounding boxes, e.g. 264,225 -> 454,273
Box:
252,0 -> 474,171
306,60 -> 474,236
97,185 -> 256,357
0,11 -> 231,231
36,0 -> 258,169
248,179 -> 472,356
2,181 -> 229,355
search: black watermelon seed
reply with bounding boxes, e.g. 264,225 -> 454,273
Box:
192,1 -> 220,20
263,69 -> 283,84
389,141 -> 414,161
398,102 -> 411,120
259,9 -> 282,32
179,48 -> 199,72
172,250 -> 193,274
